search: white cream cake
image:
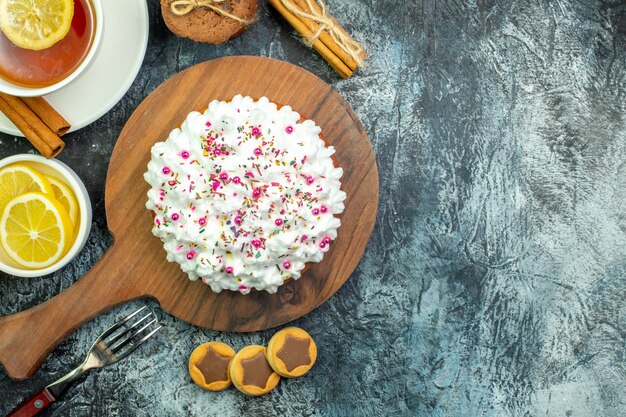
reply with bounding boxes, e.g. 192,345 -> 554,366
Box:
144,95 -> 346,294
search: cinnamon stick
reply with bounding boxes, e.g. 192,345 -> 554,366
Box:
0,93 -> 65,159
292,0 -> 363,71
269,0 -> 353,78
21,96 -> 70,136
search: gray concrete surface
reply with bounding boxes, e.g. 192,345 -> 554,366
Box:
1,0 -> 625,416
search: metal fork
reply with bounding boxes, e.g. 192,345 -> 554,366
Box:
7,306 -> 161,417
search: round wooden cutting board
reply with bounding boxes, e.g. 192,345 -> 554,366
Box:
0,56 -> 378,380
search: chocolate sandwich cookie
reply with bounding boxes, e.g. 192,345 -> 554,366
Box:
189,342 -> 236,391
161,0 -> 257,45
229,345 -> 280,396
266,327 -> 317,378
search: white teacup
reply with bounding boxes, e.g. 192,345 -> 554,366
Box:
0,0 -> 103,98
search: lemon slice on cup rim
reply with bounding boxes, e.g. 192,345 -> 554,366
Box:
0,0 -> 75,51
0,191 -> 74,269
0,162 -> 53,216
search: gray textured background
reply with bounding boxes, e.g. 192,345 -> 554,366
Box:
1,0 -> 625,416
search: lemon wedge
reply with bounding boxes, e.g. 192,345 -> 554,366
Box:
0,163 -> 53,217
0,0 -> 75,51
0,191 -> 74,269
46,175 -> 79,227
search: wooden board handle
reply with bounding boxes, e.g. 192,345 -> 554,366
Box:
0,241 -> 144,380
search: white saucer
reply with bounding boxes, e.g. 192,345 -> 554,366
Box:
0,0 -> 149,136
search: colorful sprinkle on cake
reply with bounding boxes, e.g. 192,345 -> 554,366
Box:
144,95 -> 346,294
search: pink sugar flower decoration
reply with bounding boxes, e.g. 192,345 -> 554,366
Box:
251,239 -> 262,248
283,260 -> 291,269
181,151 -> 190,159
225,266 -> 234,274
232,176 -> 241,184
234,216 -> 243,225
186,250 -> 196,260
312,208 -> 320,215
301,234 -> 308,242
212,180 -> 221,191
285,125 -> 294,134
252,188 -> 261,198
198,217 -> 207,226
171,213 -> 180,221
251,126 -> 261,137
320,205 -> 328,213
162,167 -> 171,175
306,176 -> 315,184
275,218 -> 283,226
219,172 -> 229,180
253,147 -> 262,156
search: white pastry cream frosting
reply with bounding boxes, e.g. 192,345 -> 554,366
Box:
144,95 -> 346,294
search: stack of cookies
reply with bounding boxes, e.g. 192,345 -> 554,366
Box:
188,327 -> 317,396
161,0 -> 258,44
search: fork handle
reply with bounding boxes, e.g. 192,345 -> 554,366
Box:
6,389 -> 55,417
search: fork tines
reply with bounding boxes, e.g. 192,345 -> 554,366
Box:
99,306 -> 162,360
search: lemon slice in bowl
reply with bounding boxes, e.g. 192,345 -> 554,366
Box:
0,163 -> 53,216
0,0 -> 75,51
45,175 -> 79,227
0,192 -> 74,269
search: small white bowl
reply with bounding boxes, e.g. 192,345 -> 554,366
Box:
0,154 -> 92,277
0,0 -> 103,97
